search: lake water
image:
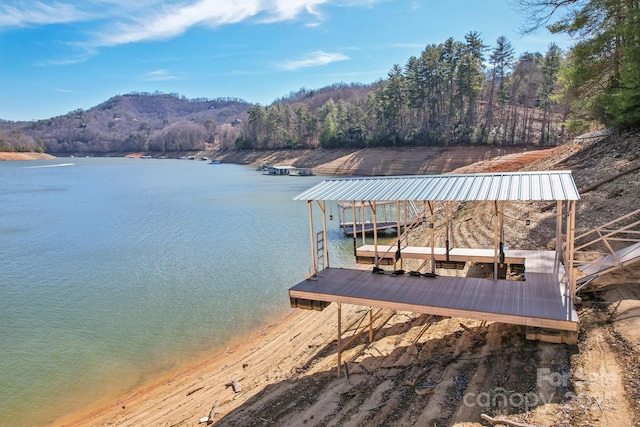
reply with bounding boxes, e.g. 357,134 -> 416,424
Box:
0,157 -> 356,426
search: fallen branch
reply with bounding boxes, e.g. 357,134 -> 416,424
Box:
198,399 -> 220,424
415,384 -> 436,396
289,332 -> 301,341
169,416 -> 192,427
186,386 -> 204,396
459,323 -> 486,343
208,400 -> 219,422
593,396 -> 603,411
411,359 -> 451,386
412,321 -> 432,344
480,413 -> 537,427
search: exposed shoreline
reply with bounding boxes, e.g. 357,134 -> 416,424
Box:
6,139 -> 639,426
49,146 -> 533,426
57,307 -> 320,426
0,152 -> 55,161
57,307 -> 307,426
1,145 -> 538,176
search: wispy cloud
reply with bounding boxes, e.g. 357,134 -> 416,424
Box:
96,0 -> 334,47
1,1 -> 383,52
140,69 -> 180,81
258,0 -> 325,23
53,87 -> 83,94
0,1 -> 92,28
280,50 -> 349,71
98,2 -> 258,46
35,44 -> 98,66
391,42 -> 427,49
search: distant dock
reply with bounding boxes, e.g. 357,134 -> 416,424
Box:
258,165 -> 315,176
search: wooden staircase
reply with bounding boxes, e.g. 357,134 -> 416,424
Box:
573,208 -> 640,292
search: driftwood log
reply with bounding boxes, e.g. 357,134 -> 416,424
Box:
198,400 -> 220,424
480,413 -> 537,427
208,400 -> 219,421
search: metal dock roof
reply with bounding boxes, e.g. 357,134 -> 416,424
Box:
294,171 -> 580,202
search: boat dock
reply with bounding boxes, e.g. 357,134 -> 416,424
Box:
289,171 -> 584,376
259,165 -> 315,176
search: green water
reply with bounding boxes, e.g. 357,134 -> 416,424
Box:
0,157 -> 355,426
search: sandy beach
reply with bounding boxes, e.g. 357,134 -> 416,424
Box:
8,138 -> 640,426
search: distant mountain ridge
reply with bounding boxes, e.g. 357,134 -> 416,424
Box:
0,92 -> 252,154
0,84 -> 378,155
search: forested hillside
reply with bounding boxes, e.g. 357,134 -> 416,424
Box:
0,93 -> 249,154
2,32 -> 567,155
1,0 -> 637,155
239,36 -> 567,150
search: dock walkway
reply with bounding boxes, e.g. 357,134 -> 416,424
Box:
290,250 -> 578,332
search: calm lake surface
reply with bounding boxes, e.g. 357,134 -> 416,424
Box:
0,157 -> 356,426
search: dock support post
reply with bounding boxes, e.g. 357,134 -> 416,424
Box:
372,201 -> 379,267
351,201 -> 357,243
499,201 -> 505,267
429,201 -> 435,274
396,201 -> 402,270
494,201 -> 499,280
359,201 -> 365,245
321,200 -> 329,268
556,200 -> 563,257
445,202 -> 451,261
567,200 -> 577,302
369,308 -> 373,343
337,302 -> 342,378
307,201 -> 316,277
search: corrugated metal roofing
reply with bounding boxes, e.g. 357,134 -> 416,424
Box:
294,171 -> 580,202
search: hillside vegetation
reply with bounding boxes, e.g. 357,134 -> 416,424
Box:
3,0 -> 639,155
0,93 -> 249,155
0,35 -> 572,155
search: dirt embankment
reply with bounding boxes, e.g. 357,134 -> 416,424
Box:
215,146 -> 538,176
0,152 -> 55,160
61,132 -> 640,427
2,146 -> 531,176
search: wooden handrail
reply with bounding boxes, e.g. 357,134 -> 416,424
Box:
574,209 -> 640,252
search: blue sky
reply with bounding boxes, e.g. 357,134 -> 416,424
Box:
0,0 -> 572,122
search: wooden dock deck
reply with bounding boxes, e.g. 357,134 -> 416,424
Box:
289,250 -> 578,332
